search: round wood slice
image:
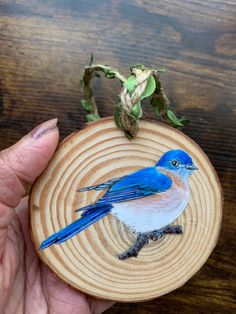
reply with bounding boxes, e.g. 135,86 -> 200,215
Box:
29,117 -> 222,302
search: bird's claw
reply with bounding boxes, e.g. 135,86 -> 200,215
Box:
117,249 -> 138,260
163,225 -> 183,235
117,233 -> 149,260
117,225 -> 183,260
149,230 -> 162,241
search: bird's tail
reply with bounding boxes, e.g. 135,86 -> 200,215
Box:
39,204 -> 112,250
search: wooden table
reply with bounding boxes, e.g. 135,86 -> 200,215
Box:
0,1 -> 235,313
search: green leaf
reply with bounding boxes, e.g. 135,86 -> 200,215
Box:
167,109 -> 185,127
141,75 -> 156,100
131,101 -> 141,119
156,67 -> 166,73
114,104 -> 123,129
125,75 -> 137,93
102,66 -> 116,79
179,119 -> 191,126
86,113 -> 100,121
80,99 -> 93,112
104,68 -> 116,79
80,79 -> 85,88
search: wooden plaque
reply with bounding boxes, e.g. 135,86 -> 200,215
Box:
30,117 -> 222,302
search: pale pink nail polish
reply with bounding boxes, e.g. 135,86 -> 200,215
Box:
30,118 -> 58,139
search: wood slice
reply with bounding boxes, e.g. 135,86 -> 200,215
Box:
29,117 -> 222,302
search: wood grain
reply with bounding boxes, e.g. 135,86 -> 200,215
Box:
0,0 -> 235,312
30,118 -> 222,302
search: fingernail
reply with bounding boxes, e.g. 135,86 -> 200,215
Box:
30,118 -> 58,139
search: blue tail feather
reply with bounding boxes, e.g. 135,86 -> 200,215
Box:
39,204 -> 112,250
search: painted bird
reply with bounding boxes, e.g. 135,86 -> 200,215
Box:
39,149 -> 198,259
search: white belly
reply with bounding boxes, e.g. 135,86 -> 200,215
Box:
111,188 -> 189,233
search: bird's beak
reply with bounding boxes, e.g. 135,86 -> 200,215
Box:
186,164 -> 198,171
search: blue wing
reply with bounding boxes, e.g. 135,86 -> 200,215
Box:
98,167 -> 171,203
77,176 -> 123,192
77,167 -> 172,215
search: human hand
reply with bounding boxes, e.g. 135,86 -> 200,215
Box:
0,119 -> 114,314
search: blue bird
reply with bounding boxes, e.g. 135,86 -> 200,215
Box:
40,149 -> 198,259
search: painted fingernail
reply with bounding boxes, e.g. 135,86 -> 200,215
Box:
30,118 -> 58,139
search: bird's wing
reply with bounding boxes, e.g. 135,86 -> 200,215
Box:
76,167 -> 172,216
77,176 -> 123,192
95,167 -> 172,205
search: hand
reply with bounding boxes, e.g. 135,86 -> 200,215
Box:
0,119 -> 114,314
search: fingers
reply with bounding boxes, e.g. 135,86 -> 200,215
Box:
89,298 -> 115,314
43,267 -> 115,314
0,118 -> 59,208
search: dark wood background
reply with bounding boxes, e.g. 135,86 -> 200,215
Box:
0,1 -> 235,313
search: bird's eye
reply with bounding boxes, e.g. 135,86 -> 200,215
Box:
171,160 -> 179,167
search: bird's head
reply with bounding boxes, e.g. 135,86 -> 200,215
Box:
156,149 -> 198,179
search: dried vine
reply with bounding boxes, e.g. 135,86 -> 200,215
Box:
80,56 -> 190,138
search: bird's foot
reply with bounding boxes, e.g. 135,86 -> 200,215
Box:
163,224 -> 183,235
117,225 -> 183,260
148,224 -> 183,241
117,233 -> 149,260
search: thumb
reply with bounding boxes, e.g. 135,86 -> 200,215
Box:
0,118 -> 59,209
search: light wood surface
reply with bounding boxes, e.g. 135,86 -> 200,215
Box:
30,117 -> 222,302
